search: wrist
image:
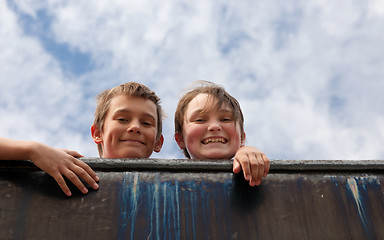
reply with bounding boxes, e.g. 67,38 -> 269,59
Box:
25,141 -> 43,162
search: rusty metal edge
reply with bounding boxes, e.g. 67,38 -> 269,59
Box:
1,158 -> 384,172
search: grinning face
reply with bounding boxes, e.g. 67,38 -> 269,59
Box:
92,95 -> 163,158
175,93 -> 244,159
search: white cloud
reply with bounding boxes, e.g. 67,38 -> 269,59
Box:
0,0 -> 96,155
1,0 -> 384,160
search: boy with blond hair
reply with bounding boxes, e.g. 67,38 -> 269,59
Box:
91,82 -> 164,158
0,82 -> 163,197
174,81 -> 270,186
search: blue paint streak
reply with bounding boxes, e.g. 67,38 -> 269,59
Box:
175,181 -> 181,239
346,178 -> 370,236
118,173 -> 139,240
201,180 -> 209,232
116,173 -> 234,239
130,173 -> 139,240
189,184 -> 197,240
162,184 -> 167,240
148,182 -> 155,239
118,175 -> 128,240
155,181 -> 160,240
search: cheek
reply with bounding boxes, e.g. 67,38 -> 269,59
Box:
146,129 -> 158,144
103,124 -> 124,144
104,128 -> 117,140
225,125 -> 242,143
184,124 -> 204,145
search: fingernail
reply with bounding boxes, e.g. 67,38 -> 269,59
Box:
66,191 -> 72,197
82,188 -> 88,194
95,176 -> 100,182
251,181 -> 256,186
245,175 -> 250,180
93,183 -> 99,190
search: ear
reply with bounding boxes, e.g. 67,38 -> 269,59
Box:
91,125 -> 103,144
154,135 -> 164,153
174,131 -> 186,149
240,132 -> 246,147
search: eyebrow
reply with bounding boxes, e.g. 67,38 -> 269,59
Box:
113,109 -> 156,121
189,108 -> 232,118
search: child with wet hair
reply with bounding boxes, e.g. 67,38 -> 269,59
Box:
174,81 -> 269,186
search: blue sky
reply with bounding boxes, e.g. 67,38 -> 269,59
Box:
1,0 -> 384,160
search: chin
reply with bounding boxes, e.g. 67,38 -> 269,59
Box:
204,152 -> 232,159
125,153 -> 147,158
116,147 -> 151,158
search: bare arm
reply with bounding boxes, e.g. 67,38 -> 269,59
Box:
0,137 -> 99,196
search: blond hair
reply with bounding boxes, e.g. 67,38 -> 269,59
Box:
175,80 -> 244,158
93,82 -> 163,157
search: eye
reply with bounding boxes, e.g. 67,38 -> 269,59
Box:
194,118 -> 205,123
117,118 -> 128,122
142,121 -> 152,126
221,118 -> 233,122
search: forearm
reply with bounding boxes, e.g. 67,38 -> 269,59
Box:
1,137 -> 99,196
0,137 -> 38,160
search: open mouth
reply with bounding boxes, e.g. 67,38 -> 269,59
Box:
201,137 -> 228,145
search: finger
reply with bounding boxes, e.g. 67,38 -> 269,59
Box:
255,154 -> 265,185
70,162 -> 99,190
63,149 -> 84,158
74,158 -> 100,183
232,159 -> 241,174
52,173 -> 72,197
263,154 -> 270,177
248,154 -> 258,187
236,155 -> 251,181
63,170 -> 89,194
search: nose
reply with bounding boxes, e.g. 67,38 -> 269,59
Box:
207,120 -> 222,132
127,121 -> 141,134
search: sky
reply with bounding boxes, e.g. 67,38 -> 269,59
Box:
1,0 -> 384,160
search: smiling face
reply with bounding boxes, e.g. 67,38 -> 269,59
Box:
92,95 -> 163,158
175,93 -> 245,159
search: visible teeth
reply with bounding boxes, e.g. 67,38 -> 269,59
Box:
203,138 -> 227,144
